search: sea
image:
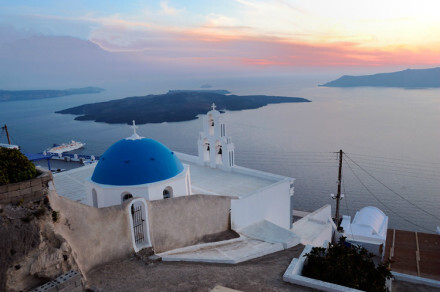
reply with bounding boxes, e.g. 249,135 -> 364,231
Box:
1,75 -> 439,233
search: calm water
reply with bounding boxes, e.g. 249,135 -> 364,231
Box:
1,75 -> 439,233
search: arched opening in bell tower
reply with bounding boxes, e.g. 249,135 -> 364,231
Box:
203,138 -> 210,162
215,141 -> 222,165
208,114 -> 214,136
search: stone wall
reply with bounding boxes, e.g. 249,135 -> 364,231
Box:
0,167 -> 52,205
48,190 -> 133,274
148,194 -> 231,253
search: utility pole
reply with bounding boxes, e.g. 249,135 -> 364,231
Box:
2,124 -> 11,144
334,149 -> 343,226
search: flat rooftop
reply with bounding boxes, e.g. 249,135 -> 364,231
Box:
179,159 -> 280,198
52,154 -> 288,202
52,164 -> 95,202
384,229 -> 440,281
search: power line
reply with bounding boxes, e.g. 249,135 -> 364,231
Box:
345,154 -> 440,222
342,159 -> 440,178
342,164 -> 440,182
346,152 -> 440,167
343,157 -> 433,233
238,150 -> 334,155
344,158 -> 440,174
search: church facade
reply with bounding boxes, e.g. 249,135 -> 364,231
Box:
80,105 -> 294,251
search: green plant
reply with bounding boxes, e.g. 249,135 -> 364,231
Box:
302,237 -> 392,292
0,148 -> 37,185
52,210 -> 60,222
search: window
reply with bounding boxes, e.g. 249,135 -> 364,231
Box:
122,193 -> 133,202
163,186 -> 173,199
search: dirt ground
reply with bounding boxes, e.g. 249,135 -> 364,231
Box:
87,245 -> 316,292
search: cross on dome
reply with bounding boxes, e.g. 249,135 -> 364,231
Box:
126,120 -> 143,140
211,103 -> 216,111
131,120 -> 138,135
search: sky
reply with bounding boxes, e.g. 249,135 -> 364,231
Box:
0,0 -> 439,87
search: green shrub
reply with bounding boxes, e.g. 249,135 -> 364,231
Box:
302,237 -> 392,292
0,148 -> 37,185
52,210 -> 60,222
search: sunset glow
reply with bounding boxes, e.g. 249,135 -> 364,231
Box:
0,0 -> 439,74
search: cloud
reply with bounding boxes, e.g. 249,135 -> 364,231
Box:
1,0 -> 439,79
159,1 -> 182,15
88,21 -> 440,69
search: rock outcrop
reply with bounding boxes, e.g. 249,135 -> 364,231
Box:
0,198 -> 80,292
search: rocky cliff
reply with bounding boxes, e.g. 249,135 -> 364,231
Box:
0,197 -> 80,292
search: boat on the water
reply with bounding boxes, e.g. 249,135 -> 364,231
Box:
47,140 -> 85,154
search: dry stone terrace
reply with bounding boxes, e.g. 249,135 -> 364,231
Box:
0,167 -> 52,205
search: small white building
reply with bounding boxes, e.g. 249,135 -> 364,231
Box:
340,206 -> 388,258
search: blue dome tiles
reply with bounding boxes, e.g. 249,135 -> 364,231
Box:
91,138 -> 184,186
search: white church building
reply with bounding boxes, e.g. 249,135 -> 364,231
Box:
80,104 -> 294,231
49,104 -> 340,266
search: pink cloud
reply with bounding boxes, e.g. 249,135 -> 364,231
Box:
90,25 -> 440,70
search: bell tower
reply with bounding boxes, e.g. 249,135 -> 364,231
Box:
197,103 -> 235,170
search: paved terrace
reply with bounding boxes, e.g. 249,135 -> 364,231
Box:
87,245 -> 314,292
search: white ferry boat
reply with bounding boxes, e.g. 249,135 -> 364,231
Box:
47,140 -> 85,154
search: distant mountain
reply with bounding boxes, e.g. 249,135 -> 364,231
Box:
0,87 -> 105,102
56,90 -> 310,125
167,89 -> 230,95
321,67 -> 440,88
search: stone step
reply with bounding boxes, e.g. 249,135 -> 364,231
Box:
135,247 -> 161,263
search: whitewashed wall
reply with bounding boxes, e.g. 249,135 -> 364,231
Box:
85,166 -> 190,207
146,167 -> 191,200
231,180 -> 291,230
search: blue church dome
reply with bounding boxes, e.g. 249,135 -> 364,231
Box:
91,138 -> 184,186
